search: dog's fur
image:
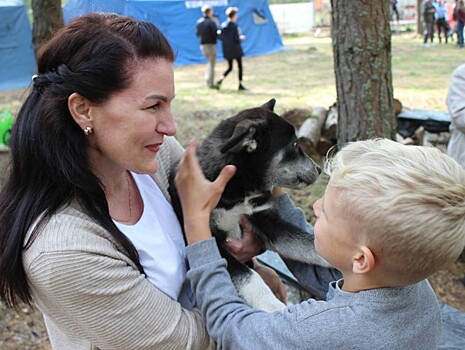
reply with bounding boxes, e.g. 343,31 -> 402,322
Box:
169,99 -> 330,312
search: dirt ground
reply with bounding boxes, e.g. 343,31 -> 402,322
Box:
1,84 -> 465,349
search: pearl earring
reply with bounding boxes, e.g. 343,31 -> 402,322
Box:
84,126 -> 93,136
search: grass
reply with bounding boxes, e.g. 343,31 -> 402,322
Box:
170,30 -> 463,146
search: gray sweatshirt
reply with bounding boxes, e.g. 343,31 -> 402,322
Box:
186,195 -> 442,350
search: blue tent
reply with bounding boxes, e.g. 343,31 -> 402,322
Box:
0,0 -> 36,91
63,0 -> 284,66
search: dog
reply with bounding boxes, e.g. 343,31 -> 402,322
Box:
169,99 -> 330,312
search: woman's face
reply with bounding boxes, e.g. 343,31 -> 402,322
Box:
87,57 -> 176,176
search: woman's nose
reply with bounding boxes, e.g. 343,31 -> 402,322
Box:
157,110 -> 177,136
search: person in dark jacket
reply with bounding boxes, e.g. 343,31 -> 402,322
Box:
196,5 -> 219,89
423,0 -> 437,47
216,7 -> 247,91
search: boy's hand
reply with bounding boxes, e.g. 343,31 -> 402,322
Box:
175,140 -> 236,244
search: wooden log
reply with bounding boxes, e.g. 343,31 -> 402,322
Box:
281,108 -> 312,130
297,106 -> 327,157
394,98 -> 403,116
322,103 -> 337,143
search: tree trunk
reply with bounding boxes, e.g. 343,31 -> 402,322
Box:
322,103 -> 337,142
330,0 -> 396,145
417,0 -> 424,35
32,0 -> 64,53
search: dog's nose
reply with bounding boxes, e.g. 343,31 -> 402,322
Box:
316,165 -> 322,174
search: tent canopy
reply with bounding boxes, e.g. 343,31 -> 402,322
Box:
63,0 -> 284,66
0,0 -> 36,91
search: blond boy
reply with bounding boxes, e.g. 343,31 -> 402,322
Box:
175,138 -> 465,350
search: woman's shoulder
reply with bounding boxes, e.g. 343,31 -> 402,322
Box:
23,203 -> 132,268
158,136 -> 184,170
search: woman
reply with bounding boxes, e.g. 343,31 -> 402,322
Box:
0,13 -> 277,349
216,7 -> 247,91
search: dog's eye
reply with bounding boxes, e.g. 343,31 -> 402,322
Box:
293,141 -> 299,148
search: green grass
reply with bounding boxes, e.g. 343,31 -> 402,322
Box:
172,31 -> 463,146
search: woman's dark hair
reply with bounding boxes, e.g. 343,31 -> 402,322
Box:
0,13 -> 174,308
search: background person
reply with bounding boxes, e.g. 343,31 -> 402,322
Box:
446,63 -> 465,283
455,0 -> 465,47
446,64 -> 465,168
216,7 -> 247,91
196,5 -> 219,89
391,0 -> 400,22
435,0 -> 450,43
0,12 -> 279,349
446,0 -> 457,42
423,0 -> 437,47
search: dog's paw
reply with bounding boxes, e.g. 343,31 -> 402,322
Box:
236,269 -> 286,313
252,297 -> 286,313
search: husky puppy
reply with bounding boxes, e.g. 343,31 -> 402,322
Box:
169,99 -> 329,312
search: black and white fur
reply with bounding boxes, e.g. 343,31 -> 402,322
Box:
169,99 -> 330,312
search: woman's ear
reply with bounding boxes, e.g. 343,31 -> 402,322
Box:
352,246 -> 375,275
68,92 -> 93,130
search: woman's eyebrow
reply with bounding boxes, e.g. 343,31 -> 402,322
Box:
145,94 -> 167,102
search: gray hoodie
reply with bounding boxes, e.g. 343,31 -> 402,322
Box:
186,194 -> 441,350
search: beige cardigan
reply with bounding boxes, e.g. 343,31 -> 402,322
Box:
23,137 -> 215,350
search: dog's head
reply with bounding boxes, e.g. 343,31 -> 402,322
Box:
198,99 -> 321,194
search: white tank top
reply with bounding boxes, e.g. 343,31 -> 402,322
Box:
114,172 -> 195,309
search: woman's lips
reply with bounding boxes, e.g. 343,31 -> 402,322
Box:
146,143 -> 162,153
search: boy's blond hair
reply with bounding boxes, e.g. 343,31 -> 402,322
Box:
325,138 -> 465,285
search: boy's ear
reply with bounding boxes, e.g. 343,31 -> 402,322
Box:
68,92 -> 93,130
352,246 -> 375,275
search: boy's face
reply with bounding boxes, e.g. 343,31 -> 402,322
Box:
313,186 -> 359,273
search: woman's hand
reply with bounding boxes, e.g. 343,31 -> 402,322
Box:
271,186 -> 286,198
225,216 -> 265,262
175,140 -> 236,245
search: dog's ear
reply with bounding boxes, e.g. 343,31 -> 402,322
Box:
221,119 -> 263,153
261,98 -> 276,112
